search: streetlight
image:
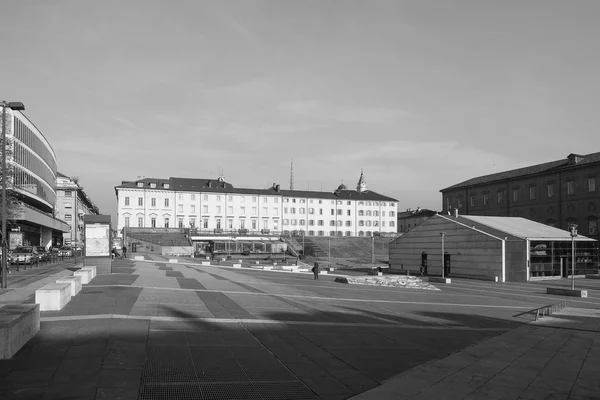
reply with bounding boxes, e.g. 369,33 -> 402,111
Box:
371,235 -> 375,265
440,232 -> 446,279
328,237 -> 331,268
570,224 -> 578,290
1,101 -> 25,289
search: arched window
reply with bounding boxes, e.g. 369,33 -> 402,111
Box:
358,231 -> 364,236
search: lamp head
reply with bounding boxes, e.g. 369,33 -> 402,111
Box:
7,102 -> 25,111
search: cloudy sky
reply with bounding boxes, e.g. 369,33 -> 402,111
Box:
1,1 -> 598,221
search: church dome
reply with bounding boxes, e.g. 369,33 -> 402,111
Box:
337,183 -> 347,191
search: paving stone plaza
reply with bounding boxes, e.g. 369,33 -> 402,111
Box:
0,256 -> 599,400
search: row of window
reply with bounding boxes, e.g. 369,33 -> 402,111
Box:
13,118 -> 58,173
12,166 -> 55,205
123,215 -> 397,230
449,177 -> 597,209
125,193 -> 395,208
123,197 -> 397,218
13,142 -> 56,189
282,219 -> 394,227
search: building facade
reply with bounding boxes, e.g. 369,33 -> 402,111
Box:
2,106 -> 69,248
397,207 -> 437,233
55,173 -> 100,247
115,172 -> 398,237
440,153 -> 600,241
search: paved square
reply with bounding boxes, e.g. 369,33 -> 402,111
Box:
0,257 -> 599,400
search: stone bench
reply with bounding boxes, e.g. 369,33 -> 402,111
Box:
73,269 -> 92,285
282,266 -> 299,271
547,287 -> 588,297
134,255 -> 144,261
55,275 -> 82,296
232,263 -> 242,268
201,261 -> 211,266
169,259 -> 178,263
0,304 -> 40,359
429,277 -> 451,284
35,282 -> 72,311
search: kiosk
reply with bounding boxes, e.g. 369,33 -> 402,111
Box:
83,215 -> 112,274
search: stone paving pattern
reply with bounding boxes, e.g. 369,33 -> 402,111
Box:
0,256 -> 599,399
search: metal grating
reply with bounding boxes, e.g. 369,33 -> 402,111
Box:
139,383 -> 203,400
252,381 -> 319,400
143,346 -> 198,383
200,382 -> 262,399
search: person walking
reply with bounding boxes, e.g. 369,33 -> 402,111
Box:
312,261 -> 320,280
122,245 -> 127,259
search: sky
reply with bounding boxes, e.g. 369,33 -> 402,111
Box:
1,1 -> 599,223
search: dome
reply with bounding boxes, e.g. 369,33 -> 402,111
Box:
337,183 -> 347,191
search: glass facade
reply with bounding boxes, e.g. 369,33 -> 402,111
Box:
529,240 -> 598,278
10,115 -> 57,209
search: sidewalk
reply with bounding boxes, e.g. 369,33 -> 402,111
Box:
0,263 -> 79,304
350,307 -> 600,400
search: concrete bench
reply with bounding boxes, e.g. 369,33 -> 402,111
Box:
81,266 -> 96,279
547,287 -> 588,297
201,261 -> 211,266
169,259 -> 178,263
263,266 -> 273,271
35,283 -> 72,311
0,304 -> 40,359
429,277 -> 451,284
282,266 -> 299,271
232,263 -> 242,268
134,255 -> 144,261
74,269 -> 92,285
55,276 -> 82,296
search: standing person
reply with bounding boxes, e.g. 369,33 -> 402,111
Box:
122,245 -> 127,259
312,261 -> 320,280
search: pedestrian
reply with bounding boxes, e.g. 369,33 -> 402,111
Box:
312,261 -> 319,280
122,245 -> 127,259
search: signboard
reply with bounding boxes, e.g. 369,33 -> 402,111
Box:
84,224 -> 110,257
9,232 -> 23,250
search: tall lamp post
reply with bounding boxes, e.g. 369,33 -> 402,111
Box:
371,235 -> 375,265
328,237 -> 331,268
440,232 -> 446,279
1,101 -> 25,289
570,224 -> 578,290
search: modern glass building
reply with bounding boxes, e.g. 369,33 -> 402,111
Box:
3,107 -> 70,247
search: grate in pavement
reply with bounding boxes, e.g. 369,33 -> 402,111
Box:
201,382 -> 262,399
143,346 -> 197,383
139,383 -> 203,400
252,381 -> 319,400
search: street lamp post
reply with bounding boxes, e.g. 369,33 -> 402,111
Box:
570,224 -> 578,291
328,237 -> 331,268
371,235 -> 375,265
440,232 -> 446,279
1,101 -> 25,289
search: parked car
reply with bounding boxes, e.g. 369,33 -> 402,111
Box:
57,246 -> 73,257
10,246 -> 39,266
35,246 -> 51,262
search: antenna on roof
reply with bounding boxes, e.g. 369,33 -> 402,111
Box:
290,159 -> 294,190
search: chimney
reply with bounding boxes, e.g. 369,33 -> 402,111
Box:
275,184 -> 280,192
454,208 -> 458,218
207,180 -> 212,188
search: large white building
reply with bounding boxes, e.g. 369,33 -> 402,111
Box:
115,172 -> 398,237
